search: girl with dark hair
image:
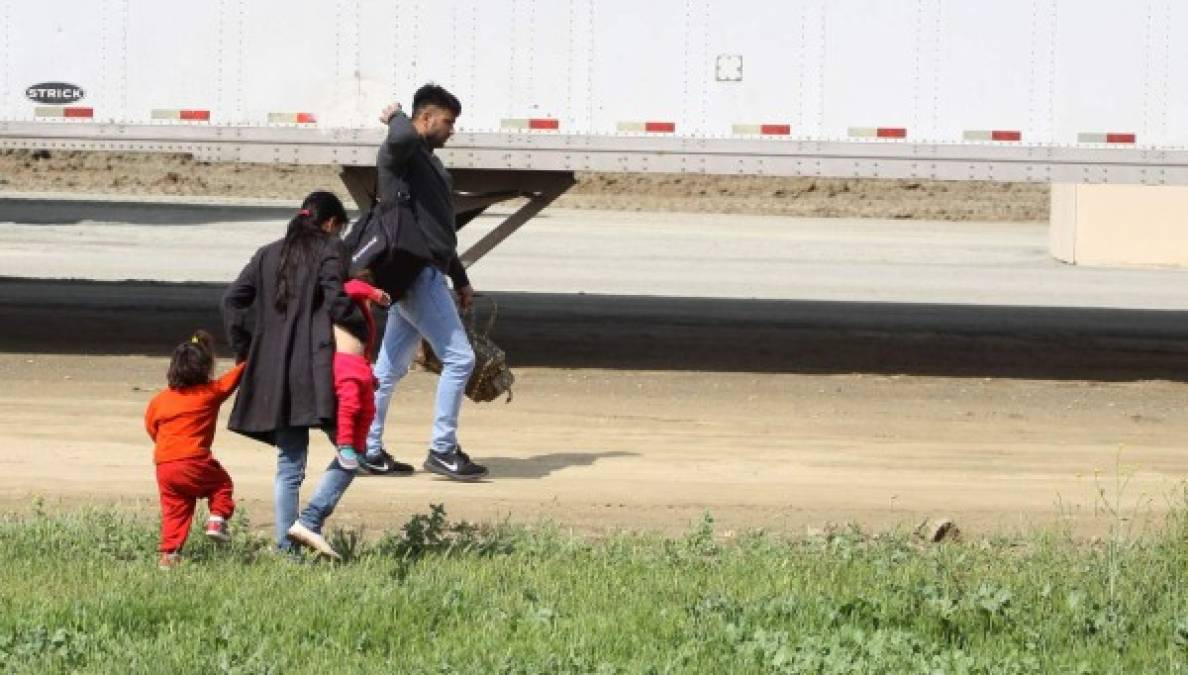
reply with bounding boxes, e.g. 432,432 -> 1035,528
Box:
144,329 -> 245,569
222,190 -> 367,559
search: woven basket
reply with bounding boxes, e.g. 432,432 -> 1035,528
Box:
419,297 -> 514,403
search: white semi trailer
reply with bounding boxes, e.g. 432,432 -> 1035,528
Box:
3,0 -> 1187,265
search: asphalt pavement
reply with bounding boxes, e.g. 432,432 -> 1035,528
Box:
3,192 -> 1188,310
2,193 -> 1187,379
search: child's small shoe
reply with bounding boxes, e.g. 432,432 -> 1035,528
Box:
336,445 -> 360,471
204,516 -> 230,543
158,552 -> 181,570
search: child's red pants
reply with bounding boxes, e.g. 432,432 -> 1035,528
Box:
156,455 -> 234,553
334,352 -> 376,450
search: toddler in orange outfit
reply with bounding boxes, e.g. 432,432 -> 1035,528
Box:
144,330 -> 245,568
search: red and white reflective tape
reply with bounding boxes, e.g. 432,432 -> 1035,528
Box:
34,106 -> 93,119
849,127 -> 907,139
617,121 -> 676,133
964,129 -> 1022,142
732,123 -> 791,136
501,118 -> 560,131
152,109 -> 210,121
268,112 -> 317,124
1078,132 -> 1135,144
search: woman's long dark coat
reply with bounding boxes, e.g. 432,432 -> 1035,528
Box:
221,235 -> 365,445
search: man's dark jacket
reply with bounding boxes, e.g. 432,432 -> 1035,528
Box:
376,110 -> 469,291
221,236 -> 365,444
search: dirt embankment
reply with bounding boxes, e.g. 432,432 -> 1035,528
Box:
0,149 -> 1049,222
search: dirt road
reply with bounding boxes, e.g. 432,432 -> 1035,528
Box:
0,279 -> 1184,538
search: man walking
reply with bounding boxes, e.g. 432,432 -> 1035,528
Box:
360,83 -> 488,481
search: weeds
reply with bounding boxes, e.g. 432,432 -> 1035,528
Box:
0,499 -> 1185,673
368,503 -> 515,562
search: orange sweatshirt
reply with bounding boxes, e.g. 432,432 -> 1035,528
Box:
144,363 -> 246,465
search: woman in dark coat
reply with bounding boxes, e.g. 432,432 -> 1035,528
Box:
222,190 -> 366,558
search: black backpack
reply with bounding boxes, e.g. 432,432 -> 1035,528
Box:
342,180 -> 432,298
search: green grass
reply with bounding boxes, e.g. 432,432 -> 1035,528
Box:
1,501 -> 1185,674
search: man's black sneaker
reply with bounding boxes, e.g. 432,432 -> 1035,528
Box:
423,447 -> 488,481
356,448 -> 415,476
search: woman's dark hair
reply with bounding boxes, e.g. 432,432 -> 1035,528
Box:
167,330 -> 215,389
275,191 -> 348,311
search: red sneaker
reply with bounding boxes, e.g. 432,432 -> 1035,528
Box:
204,517 -> 230,543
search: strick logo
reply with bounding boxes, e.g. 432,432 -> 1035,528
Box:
25,82 -> 86,104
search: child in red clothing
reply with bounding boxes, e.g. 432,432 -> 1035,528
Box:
333,277 -> 391,470
144,330 -> 245,568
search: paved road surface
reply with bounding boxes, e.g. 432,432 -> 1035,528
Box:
2,194 -> 1187,379
3,192 -> 1188,308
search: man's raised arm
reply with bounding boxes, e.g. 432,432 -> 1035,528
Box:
377,104 -> 419,175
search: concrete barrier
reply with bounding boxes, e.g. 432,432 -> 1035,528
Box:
1050,183 -> 1188,267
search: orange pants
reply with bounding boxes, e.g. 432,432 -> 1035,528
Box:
156,455 -> 234,553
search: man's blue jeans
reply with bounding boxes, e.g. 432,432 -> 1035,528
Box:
367,266 -> 475,455
274,426 -> 355,551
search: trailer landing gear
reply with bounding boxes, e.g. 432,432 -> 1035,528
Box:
338,166 -> 575,269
